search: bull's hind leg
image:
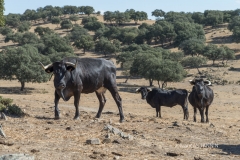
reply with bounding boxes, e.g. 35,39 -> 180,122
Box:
95,91 -> 107,118
54,90 -> 60,119
108,86 -> 124,122
73,91 -> 81,120
182,105 -> 189,120
205,105 -> 209,123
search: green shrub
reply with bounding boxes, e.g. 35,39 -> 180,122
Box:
7,104 -> 25,117
0,103 -> 6,112
0,98 -> 13,106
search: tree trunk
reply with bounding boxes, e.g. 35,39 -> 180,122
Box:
83,48 -> 85,54
196,67 -> 202,74
20,81 -> 25,91
157,81 -> 160,88
162,81 -> 167,88
124,76 -> 130,83
149,79 -> 153,86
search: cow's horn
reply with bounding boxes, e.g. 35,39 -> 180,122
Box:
147,88 -> 152,92
39,62 -> 53,70
65,62 -> 76,69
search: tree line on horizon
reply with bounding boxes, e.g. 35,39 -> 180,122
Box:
0,4 -> 239,89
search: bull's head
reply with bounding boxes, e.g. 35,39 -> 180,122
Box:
39,61 -> 76,90
189,79 -> 211,95
136,87 -> 151,99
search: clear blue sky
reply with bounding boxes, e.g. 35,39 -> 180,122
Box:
4,0 -> 240,20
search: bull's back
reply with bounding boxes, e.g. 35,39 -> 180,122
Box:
76,58 -> 116,93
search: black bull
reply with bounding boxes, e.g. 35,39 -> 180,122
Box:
136,87 -> 189,120
40,57 -> 124,122
188,79 -> 214,123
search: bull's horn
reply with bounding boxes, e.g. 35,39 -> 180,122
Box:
147,88 -> 152,92
39,62 -> 53,70
204,80 -> 212,86
65,62 -> 76,69
136,88 -> 140,92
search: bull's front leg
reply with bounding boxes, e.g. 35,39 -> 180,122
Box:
73,90 -> 81,120
199,107 -> 205,123
193,107 -> 197,122
54,90 -> 60,119
155,106 -> 161,118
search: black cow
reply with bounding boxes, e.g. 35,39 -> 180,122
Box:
136,87 -> 189,120
40,57 -> 124,122
188,78 -> 214,123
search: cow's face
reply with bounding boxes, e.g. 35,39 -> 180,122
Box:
136,87 -> 151,99
40,61 -> 76,90
189,79 -> 211,96
194,79 -> 205,95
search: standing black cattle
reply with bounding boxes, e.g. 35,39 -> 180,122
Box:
136,87 -> 189,120
40,57 -> 124,122
188,78 -> 214,123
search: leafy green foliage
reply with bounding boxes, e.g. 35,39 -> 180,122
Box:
73,35 -> 94,53
0,26 -> 13,36
179,38 -> 205,56
181,56 -> 207,73
0,0 -> 4,26
51,17 -> 61,27
0,45 -> 50,90
0,96 -> 13,106
204,10 -> 223,26
95,37 -> 121,56
40,33 -> 73,55
17,21 -> 32,32
7,104 -> 25,117
60,19 -> 72,30
69,15 -> 79,24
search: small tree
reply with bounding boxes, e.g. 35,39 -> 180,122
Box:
95,37 -> 121,57
17,21 -> 31,32
0,26 -> 13,36
0,45 -> 50,91
181,56 -> 207,74
60,19 -> 72,30
179,38 -> 205,56
203,44 -> 220,65
51,17 -> 61,28
0,0 -> 4,26
73,35 -> 94,53
69,15 -> 79,24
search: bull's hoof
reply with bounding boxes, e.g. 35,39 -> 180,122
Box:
95,114 -> 101,118
74,116 -> 79,120
119,119 -> 125,123
54,116 -> 60,120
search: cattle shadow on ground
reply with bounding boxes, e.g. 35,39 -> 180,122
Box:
35,115 -> 55,120
0,87 -> 35,94
228,67 -> 240,72
216,144 -> 240,155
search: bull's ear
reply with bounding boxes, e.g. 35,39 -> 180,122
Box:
45,67 -> 53,73
189,80 -> 195,85
66,66 -> 75,72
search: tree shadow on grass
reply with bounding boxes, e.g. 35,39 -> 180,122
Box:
216,144 -> 240,155
0,87 -> 35,94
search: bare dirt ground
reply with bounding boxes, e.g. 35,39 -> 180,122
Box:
0,17 -> 240,160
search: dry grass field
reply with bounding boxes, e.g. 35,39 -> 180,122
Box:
0,15 -> 240,160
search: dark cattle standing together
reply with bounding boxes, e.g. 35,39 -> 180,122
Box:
136,87 -> 189,120
40,57 -> 124,122
188,78 -> 214,123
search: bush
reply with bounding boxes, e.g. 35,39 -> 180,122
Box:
0,97 -> 13,106
0,103 -> 6,112
7,104 -> 25,117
